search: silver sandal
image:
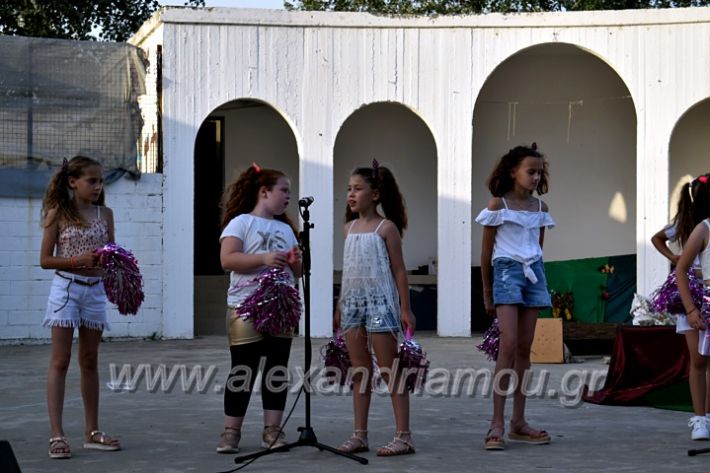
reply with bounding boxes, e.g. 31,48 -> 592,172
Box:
377,431 -> 415,456
337,429 -> 369,453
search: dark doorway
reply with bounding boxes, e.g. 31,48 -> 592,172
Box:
194,117 -> 225,277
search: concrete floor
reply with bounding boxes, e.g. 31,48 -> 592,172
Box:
1,334 -> 708,473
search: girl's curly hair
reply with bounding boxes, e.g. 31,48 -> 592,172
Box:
486,143 -> 549,197
221,165 -> 297,235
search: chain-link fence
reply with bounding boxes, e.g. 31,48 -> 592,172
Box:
0,35 -> 151,196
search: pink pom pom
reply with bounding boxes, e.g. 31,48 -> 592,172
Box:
397,329 -> 430,392
320,331 -> 351,385
650,270 -> 709,317
477,318 -> 500,361
97,243 -> 144,315
238,268 -> 301,335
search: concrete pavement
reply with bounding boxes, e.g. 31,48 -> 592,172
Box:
1,334 -> 708,473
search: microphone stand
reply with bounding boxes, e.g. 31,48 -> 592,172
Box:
688,447 -> 710,456
234,200 -> 368,466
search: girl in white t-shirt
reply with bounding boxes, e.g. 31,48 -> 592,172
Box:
475,143 -> 554,451
215,163 -> 302,454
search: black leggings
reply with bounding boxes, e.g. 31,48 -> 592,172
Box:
223,336 -> 292,417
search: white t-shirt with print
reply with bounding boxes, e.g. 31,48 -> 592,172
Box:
219,214 -> 298,307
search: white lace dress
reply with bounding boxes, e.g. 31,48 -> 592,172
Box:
339,219 -> 400,330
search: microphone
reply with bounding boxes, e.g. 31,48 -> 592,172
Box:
298,196 -> 314,207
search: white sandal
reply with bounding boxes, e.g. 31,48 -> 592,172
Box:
337,429 -> 369,453
48,436 -> 71,459
377,431 -> 415,456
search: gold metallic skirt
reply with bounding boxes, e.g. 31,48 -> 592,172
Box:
226,308 -> 294,346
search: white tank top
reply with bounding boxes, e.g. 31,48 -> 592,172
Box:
339,219 -> 400,319
701,219 -> 710,283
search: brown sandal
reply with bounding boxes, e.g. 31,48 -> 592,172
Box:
84,430 -> 121,451
376,431 -> 415,456
508,422 -> 550,445
484,426 -> 505,450
337,429 -> 369,453
49,436 -> 71,459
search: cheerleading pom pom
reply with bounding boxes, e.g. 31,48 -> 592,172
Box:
97,243 -> 144,315
397,328 -> 430,393
649,270 -> 706,315
320,331 -> 351,386
238,268 -> 301,335
476,318 -> 500,361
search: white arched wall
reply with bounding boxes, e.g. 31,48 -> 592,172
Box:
193,99 -> 300,336
668,99 -> 710,226
154,7 -> 710,337
472,43 -> 637,266
332,102 -> 439,329
332,102 -> 438,271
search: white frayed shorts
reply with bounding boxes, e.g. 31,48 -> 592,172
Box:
43,271 -> 109,331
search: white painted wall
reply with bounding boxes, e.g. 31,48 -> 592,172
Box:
0,174 -> 163,340
131,7 -> 710,338
218,102 -> 300,198
669,99 -> 710,221
472,43 -> 636,265
195,101 -> 301,335
150,7 -> 710,337
332,102 -> 437,271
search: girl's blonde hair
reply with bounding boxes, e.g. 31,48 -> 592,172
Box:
42,156 -> 104,228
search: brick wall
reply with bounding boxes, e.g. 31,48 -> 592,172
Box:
0,174 -> 163,341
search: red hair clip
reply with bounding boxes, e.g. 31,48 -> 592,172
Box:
698,175 -> 709,184
252,162 -> 261,173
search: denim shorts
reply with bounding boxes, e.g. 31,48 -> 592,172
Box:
340,307 -> 401,333
43,271 -> 109,331
492,258 -> 551,308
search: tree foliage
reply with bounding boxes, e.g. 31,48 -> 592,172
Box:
0,0 -> 205,42
285,0 -> 709,14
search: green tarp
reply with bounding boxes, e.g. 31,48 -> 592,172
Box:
540,254 -> 636,324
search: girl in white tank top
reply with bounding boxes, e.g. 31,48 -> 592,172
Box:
334,162 -> 416,457
339,218 -> 400,330
675,173 -> 710,441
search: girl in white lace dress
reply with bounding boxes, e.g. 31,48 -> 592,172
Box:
475,144 -> 554,451
334,161 -> 417,457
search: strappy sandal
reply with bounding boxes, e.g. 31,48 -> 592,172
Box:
216,426 -> 241,454
262,425 -> 288,450
484,425 -> 505,450
83,430 -> 121,451
508,422 -> 551,445
337,429 -> 369,453
376,431 -> 415,456
49,436 -> 71,459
